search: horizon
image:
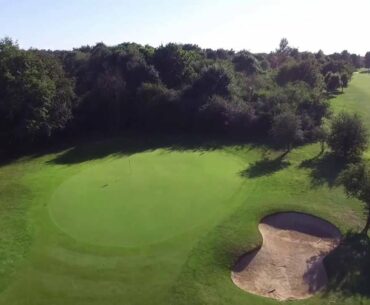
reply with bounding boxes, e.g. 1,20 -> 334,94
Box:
1,0 -> 369,55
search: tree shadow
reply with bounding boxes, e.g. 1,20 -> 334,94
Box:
299,153 -> 346,188
48,136 -> 161,164
304,253 -> 328,294
46,133 -> 255,165
326,91 -> 344,99
240,151 -> 290,178
324,231 -> 370,298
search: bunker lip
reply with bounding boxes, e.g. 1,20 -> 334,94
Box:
231,212 -> 341,301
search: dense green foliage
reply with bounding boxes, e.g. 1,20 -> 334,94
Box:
365,52 -> 370,69
327,112 -> 368,160
325,72 -> 342,92
339,162 -> 370,234
0,38 -> 366,153
0,38 -> 75,146
270,111 -> 303,151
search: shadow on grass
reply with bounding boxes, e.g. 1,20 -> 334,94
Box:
324,231 -> 370,298
240,151 -> 290,178
46,133 -> 261,165
299,153 -> 346,188
325,90 -> 344,100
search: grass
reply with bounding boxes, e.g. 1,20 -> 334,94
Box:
0,72 -> 369,304
49,150 -> 247,247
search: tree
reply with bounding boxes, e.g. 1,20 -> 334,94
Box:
135,82 -> 180,130
152,43 -> 194,89
232,51 -> 261,75
340,73 -> 349,90
0,36 -> 343,153
0,39 -> 75,145
365,52 -> 370,69
325,72 -> 342,92
339,162 -> 370,235
273,38 -> 292,67
271,111 -> 303,152
72,43 -> 159,132
327,112 -> 368,160
185,64 -> 233,101
322,60 -> 355,78
277,38 -> 290,55
276,59 -> 324,89
313,125 -> 329,153
196,95 -> 231,132
350,54 -> 362,69
340,50 -> 351,62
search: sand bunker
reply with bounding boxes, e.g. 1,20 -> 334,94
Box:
231,212 -> 341,301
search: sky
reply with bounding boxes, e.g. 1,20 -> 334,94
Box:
0,0 -> 369,54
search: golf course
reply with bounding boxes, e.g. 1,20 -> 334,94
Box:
0,72 -> 368,305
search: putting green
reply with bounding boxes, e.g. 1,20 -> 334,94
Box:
49,149 -> 246,247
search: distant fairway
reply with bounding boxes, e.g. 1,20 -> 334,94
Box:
0,73 -> 369,305
331,71 -> 370,130
49,150 -> 245,247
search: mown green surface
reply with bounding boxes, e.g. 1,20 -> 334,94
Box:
0,72 -> 369,305
49,150 -> 246,247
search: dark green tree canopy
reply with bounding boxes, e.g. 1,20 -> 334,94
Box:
327,112 -> 368,160
0,36 -> 362,153
325,72 -> 342,92
365,52 -> 370,69
152,43 -> 196,89
339,162 -> 370,234
276,59 -> 324,89
270,111 -> 303,151
0,38 -> 75,144
232,51 -> 261,75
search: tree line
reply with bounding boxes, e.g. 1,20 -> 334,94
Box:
0,37 -> 368,153
1,37 -> 370,234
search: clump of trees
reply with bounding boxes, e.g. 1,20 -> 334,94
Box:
0,38 -> 75,147
0,37 -> 366,153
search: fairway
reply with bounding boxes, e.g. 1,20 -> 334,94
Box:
49,150 -> 245,247
0,73 -> 369,305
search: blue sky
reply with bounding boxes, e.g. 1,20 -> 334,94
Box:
0,0 -> 369,54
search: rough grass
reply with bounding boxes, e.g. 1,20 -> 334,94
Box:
0,73 -> 369,305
